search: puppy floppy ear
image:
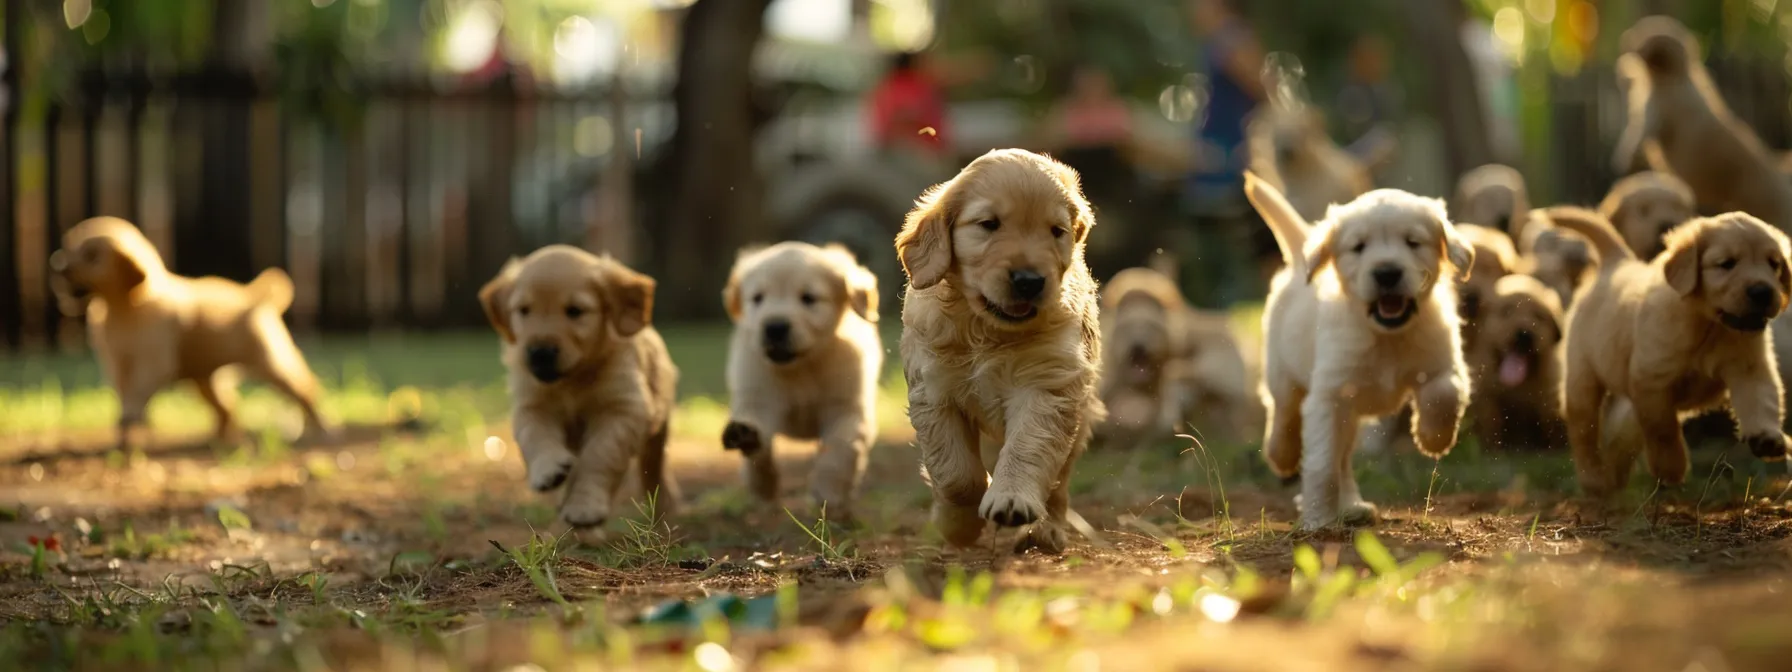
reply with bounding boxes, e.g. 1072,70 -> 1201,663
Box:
848,265 -> 879,323
1772,230 -> 1792,299
722,247 -> 762,324
1445,226 -> 1477,282
601,261 -> 656,338
479,259 -> 522,344
896,182 -> 955,289
1661,227 -> 1702,296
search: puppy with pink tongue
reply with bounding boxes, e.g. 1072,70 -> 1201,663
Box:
1469,275 -> 1568,451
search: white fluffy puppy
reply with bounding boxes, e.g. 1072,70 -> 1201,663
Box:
1244,172 -> 1473,530
721,242 -> 883,521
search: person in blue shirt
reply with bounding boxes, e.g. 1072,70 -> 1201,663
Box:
1181,0 -> 1268,308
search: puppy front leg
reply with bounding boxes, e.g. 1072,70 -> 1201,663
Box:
112,360 -> 172,452
1411,371 -> 1469,458
722,394 -> 782,501
1296,390 -> 1359,530
562,412 -> 650,528
811,410 -> 874,522
911,393 -> 985,547
1722,359 -> 1790,461
194,370 -> 242,444
983,390 -> 1078,531
513,406 -> 576,492
1563,361 -> 1612,495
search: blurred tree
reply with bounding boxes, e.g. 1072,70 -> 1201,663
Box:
656,0 -> 775,318
1402,0 -> 1491,177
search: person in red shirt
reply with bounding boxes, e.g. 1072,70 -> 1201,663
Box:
867,51 -> 948,156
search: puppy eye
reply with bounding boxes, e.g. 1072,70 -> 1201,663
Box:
800,292 -> 816,306
752,292 -> 764,306
980,219 -> 1001,232
517,306 -> 531,317
1771,258 -> 1784,271
1718,259 -> 1738,270
565,305 -> 585,319
1405,238 -> 1420,249
1051,226 -> 1068,239
1350,242 -> 1366,254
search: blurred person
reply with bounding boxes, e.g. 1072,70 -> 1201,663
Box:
1181,0 -> 1268,308
1043,66 -> 1141,275
867,51 -> 948,159
1335,34 -> 1401,176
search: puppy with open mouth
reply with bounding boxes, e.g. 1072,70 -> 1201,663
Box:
897,148 -> 1106,554
1548,207 -> 1792,496
1245,172 -> 1474,531
1467,274 -> 1568,451
720,242 -> 883,522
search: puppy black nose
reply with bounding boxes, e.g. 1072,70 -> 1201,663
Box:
1513,329 -> 1535,350
1748,282 -> 1776,308
525,344 -> 561,382
1010,269 -> 1046,300
763,320 -> 791,344
1129,344 -> 1148,361
1372,265 -> 1403,289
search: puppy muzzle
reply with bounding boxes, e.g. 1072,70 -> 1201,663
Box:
525,344 -> 563,383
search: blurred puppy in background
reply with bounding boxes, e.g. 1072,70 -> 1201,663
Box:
1466,274 -> 1567,451
1600,171 -> 1697,260
1246,104 -> 1376,223
721,242 -> 883,521
49,216 -> 333,451
1517,209 -> 1596,308
1454,164 -> 1530,237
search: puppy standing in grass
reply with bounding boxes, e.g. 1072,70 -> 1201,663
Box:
897,149 -> 1105,554
480,246 -> 679,528
48,217 -> 333,449
1244,172 -> 1473,530
1548,208 -> 1792,496
720,242 -> 883,521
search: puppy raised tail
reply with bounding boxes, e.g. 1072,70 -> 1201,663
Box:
1242,170 -> 1310,274
246,268 -> 296,314
1540,206 -> 1634,272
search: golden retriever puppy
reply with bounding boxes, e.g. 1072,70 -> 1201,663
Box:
48,216 -> 331,449
1599,171 -> 1696,260
719,242 -> 882,521
1244,172 -> 1473,530
1517,209 -> 1596,308
1454,164 -> 1530,236
1467,274 -> 1566,451
1098,267 -> 1258,448
896,148 -> 1105,554
1613,16 -> 1792,228
1246,104 -> 1373,223
479,246 -> 679,527
1548,207 -> 1791,496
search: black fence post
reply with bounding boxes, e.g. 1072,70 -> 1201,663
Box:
1,0 -> 22,350
41,102 -> 60,348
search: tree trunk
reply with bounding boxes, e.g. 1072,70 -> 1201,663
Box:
1402,0 -> 1493,179
656,0 -> 774,319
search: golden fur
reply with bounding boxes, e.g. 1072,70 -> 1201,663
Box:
1549,207 -> 1791,496
479,246 -> 679,528
896,148 -> 1105,554
1467,274 -> 1567,451
1599,171 -> 1696,260
719,242 -> 883,521
1244,172 -> 1473,530
1518,209 -> 1596,308
48,216 -> 331,449
1245,104 -> 1375,223
1456,224 -> 1519,344
1454,164 -> 1530,236
1098,267 -> 1259,449
1613,16 -> 1792,228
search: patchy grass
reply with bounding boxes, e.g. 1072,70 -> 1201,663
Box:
4,319 -> 1792,670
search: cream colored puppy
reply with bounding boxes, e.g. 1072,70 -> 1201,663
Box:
1548,208 -> 1791,496
49,217 -> 333,450
1245,172 -> 1473,531
480,246 -> 679,528
720,242 -> 882,521
897,148 -> 1105,554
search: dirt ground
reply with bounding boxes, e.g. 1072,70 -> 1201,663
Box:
5,332 -> 1792,671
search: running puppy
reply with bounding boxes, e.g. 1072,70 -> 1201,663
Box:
1467,274 -> 1567,451
1549,207 -> 1791,496
1244,172 -> 1473,530
1599,171 -> 1696,260
48,217 -> 332,449
480,246 -> 679,528
1098,266 -> 1257,448
1454,164 -> 1530,237
720,242 -> 883,521
897,148 -> 1105,554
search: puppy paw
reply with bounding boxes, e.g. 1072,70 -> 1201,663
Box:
1014,521 -> 1070,554
1746,433 -> 1790,461
527,448 -> 575,492
1339,500 -> 1380,526
978,487 -> 1046,528
560,497 -> 611,529
722,421 -> 765,456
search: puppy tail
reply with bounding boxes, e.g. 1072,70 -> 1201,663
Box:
1242,170 -> 1310,272
1540,206 -> 1634,268
246,268 -> 296,313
